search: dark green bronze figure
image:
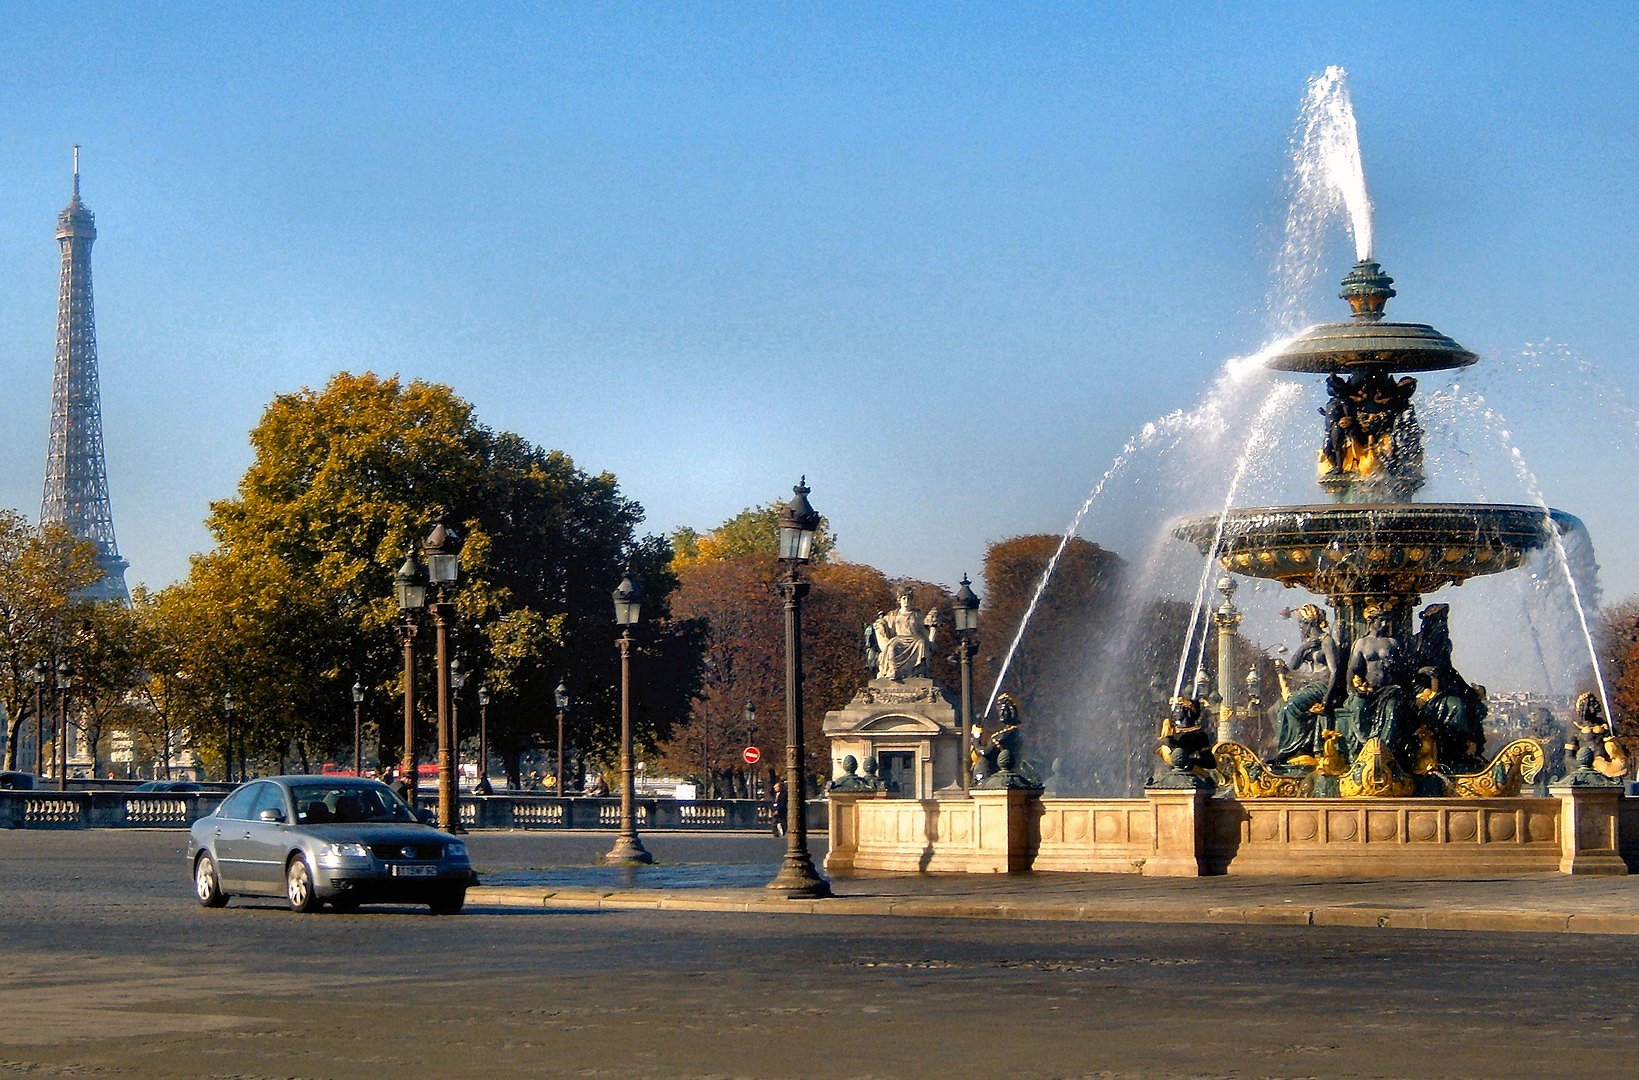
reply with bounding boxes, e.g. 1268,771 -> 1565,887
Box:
827,754 -> 879,793
1150,696 -> 1217,790
1271,603 -> 1343,764
1346,602 -> 1414,764
977,693 -> 1042,789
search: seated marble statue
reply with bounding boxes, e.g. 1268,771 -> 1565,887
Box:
871,588 -> 939,681
1271,603 -> 1342,764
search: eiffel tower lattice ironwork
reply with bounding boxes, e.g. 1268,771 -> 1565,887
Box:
40,147 -> 128,604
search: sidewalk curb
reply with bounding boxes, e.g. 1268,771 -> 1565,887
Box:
471,885 -> 1639,936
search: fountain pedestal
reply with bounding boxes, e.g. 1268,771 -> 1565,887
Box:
1553,784 -> 1629,875
822,677 -> 964,800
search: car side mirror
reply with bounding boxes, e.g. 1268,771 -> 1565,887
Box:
415,808 -> 435,825
258,808 -> 286,823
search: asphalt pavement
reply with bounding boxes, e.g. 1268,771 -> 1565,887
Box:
3,829 -> 1637,1079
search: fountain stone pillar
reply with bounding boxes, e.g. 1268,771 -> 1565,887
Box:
1213,576 -> 1242,746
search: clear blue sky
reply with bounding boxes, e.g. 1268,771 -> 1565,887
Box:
1,4 -> 1636,602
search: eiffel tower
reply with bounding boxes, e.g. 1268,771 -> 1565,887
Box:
40,147 -> 128,604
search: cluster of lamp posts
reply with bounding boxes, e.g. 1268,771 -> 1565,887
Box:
20,657 -> 77,791
379,481 -> 833,897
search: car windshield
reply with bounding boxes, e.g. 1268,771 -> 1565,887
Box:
289,783 -> 416,825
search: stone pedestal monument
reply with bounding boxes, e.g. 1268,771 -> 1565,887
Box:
823,588 -> 963,799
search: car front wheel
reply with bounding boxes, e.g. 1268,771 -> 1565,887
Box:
428,887 -> 466,916
286,856 -> 320,914
194,854 -> 228,908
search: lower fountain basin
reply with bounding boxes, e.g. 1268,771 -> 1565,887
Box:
1174,503 -> 1580,598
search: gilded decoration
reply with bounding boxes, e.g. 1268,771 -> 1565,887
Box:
1214,741 -> 1309,798
1446,738 -> 1547,798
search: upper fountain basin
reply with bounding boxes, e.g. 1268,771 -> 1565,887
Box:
1175,503 -> 1580,598
1265,319 -> 1478,375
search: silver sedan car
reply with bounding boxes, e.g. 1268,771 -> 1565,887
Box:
188,776 -> 473,914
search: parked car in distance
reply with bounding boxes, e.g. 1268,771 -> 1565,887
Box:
132,780 -> 205,793
188,776 -> 472,914
0,771 -> 40,790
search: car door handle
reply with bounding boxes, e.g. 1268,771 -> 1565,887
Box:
240,831 -> 252,840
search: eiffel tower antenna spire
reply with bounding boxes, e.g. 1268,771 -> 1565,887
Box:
41,146 -> 128,603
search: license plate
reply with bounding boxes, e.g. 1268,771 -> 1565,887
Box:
391,864 -> 437,877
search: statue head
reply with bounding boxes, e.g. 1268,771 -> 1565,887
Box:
840,754 -> 859,776
897,586 -> 914,610
1362,598 -> 1397,631
1574,692 -> 1606,731
1291,603 -> 1327,632
862,756 -> 879,777
1169,696 -> 1203,728
995,692 -> 1020,725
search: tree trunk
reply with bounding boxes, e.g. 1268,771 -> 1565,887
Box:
3,710 -> 20,771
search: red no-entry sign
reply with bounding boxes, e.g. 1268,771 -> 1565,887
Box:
742,746 -> 761,765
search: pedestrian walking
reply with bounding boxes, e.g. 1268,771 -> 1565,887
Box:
770,778 -> 787,836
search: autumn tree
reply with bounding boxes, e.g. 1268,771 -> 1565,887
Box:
660,497 -> 964,795
1597,598 -> 1639,745
157,372 -> 701,782
0,512 -> 104,771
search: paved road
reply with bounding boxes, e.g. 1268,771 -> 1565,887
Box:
3,830 -> 1638,1078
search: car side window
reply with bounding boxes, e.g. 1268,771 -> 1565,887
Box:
217,784 -> 259,820
248,784 -> 289,821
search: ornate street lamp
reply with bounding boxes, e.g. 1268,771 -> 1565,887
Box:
221,691 -> 237,784
55,659 -> 74,791
768,478 -> 830,898
423,522 -> 462,831
351,678 -> 366,777
554,679 -> 570,796
605,571 -> 652,864
394,550 -> 427,805
24,661 -> 47,779
953,573 -> 981,791
449,657 -> 467,826
476,683 -> 493,795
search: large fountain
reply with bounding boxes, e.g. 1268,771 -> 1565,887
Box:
1174,260 -> 1578,799
826,70 -> 1634,877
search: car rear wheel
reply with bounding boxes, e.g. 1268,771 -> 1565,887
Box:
286,856 -> 320,914
428,887 -> 466,916
194,854 -> 228,908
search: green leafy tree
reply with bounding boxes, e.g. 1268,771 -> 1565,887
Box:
158,372 -> 701,782
670,501 -> 834,573
0,512 -> 103,771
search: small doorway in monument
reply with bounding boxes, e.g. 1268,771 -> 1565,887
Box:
878,751 -> 915,798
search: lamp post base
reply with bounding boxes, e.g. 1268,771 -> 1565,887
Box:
766,851 -> 832,899
604,833 -> 653,865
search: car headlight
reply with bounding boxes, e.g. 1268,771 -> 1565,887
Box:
317,842 -> 371,866
445,841 -> 468,860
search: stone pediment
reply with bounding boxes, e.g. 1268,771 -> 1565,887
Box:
857,712 -> 945,734
823,677 -> 959,736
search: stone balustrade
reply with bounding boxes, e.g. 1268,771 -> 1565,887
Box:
0,790 -> 821,832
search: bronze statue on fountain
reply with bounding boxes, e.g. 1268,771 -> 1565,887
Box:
1174,259 -> 1570,798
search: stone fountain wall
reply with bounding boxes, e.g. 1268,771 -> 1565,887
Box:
828,789 -> 1634,877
